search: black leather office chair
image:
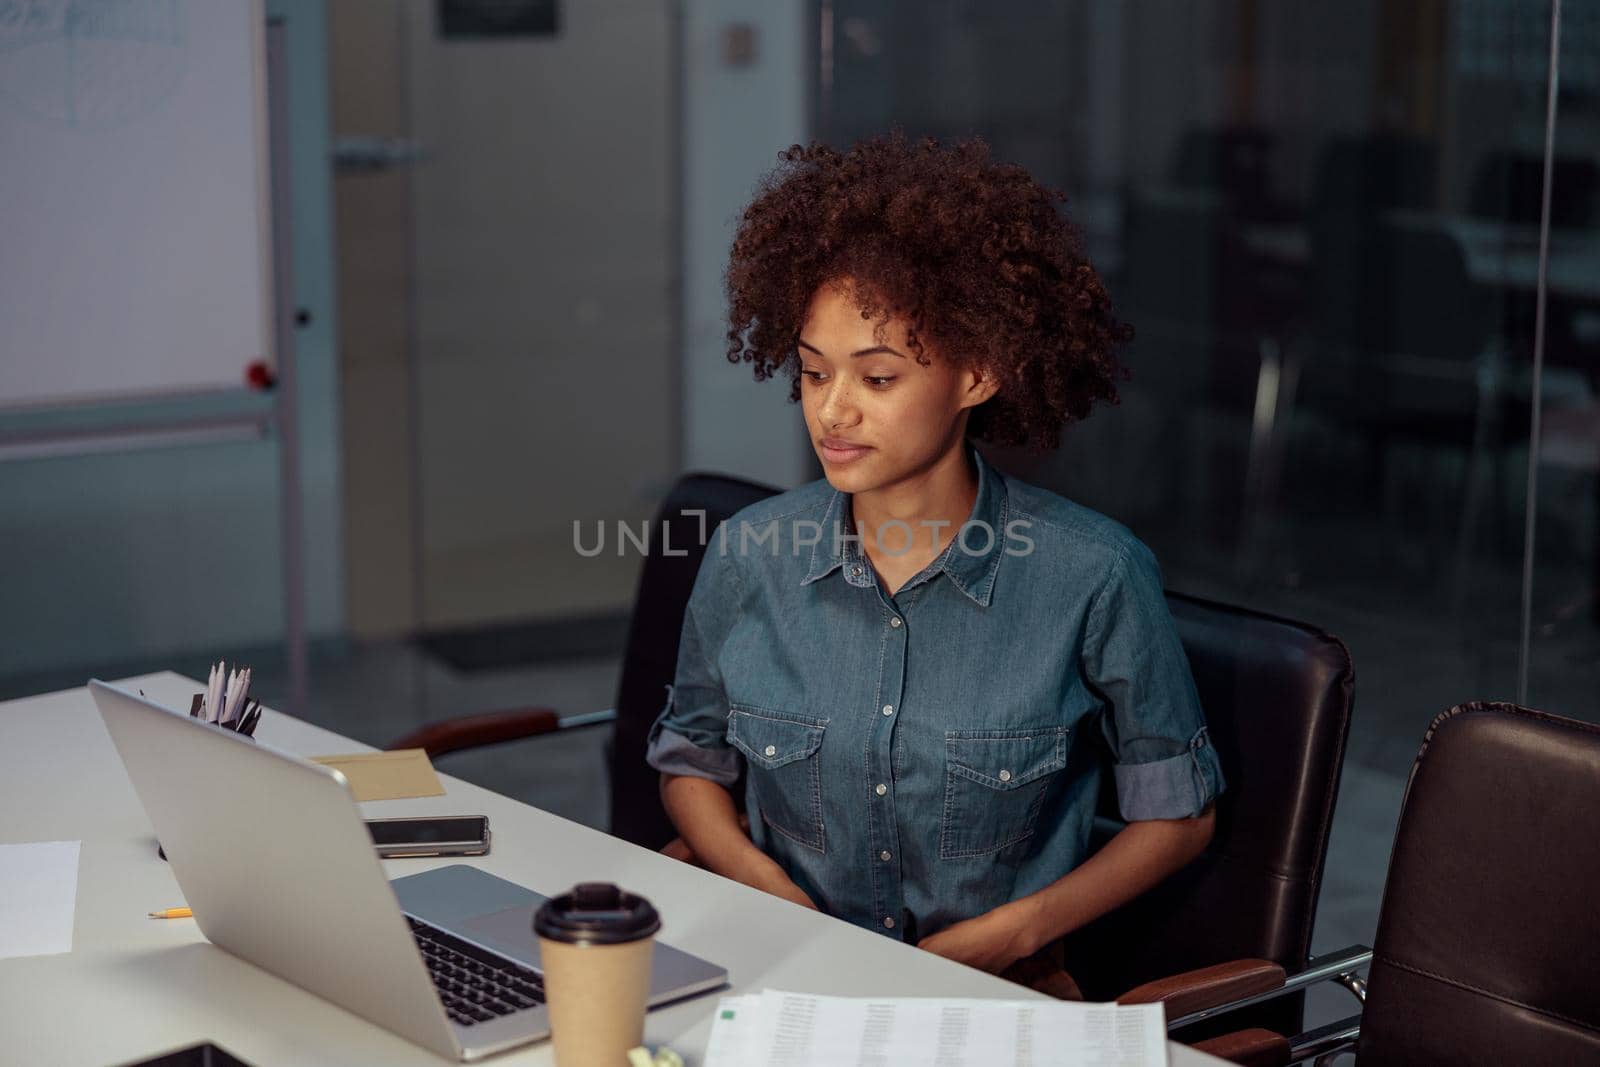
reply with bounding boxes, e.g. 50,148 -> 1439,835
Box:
607,473 -> 775,850
1352,702 -> 1600,1064
1203,701 -> 1600,1066
1076,594 -> 1359,1046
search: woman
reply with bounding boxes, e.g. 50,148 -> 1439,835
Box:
645,134 -> 1223,985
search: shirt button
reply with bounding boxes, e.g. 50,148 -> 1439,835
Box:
889,617 -> 902,628
881,704 -> 894,716
882,917 -> 896,930
879,850 -> 892,861
851,566 -> 863,578
998,769 -> 1012,782
764,745 -> 776,757
875,783 -> 887,796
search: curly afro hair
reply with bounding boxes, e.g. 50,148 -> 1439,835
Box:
724,132 -> 1131,452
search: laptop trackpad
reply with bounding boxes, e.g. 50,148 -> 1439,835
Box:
458,904 -> 544,970
459,903 -> 725,1001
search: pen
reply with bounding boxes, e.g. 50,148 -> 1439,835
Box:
207,662 -> 224,722
148,907 -> 193,919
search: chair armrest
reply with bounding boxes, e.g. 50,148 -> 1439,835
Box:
1167,945 -> 1372,1031
388,708 -> 618,759
1187,1010 -> 1362,1066
1190,1028 -> 1291,1067
387,707 -> 615,759
1119,959 -> 1286,1018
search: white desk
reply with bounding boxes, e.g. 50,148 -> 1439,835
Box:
0,673 -> 1228,1066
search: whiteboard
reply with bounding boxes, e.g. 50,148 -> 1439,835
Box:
0,0 -> 271,410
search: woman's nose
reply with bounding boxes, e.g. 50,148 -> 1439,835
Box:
818,380 -> 858,429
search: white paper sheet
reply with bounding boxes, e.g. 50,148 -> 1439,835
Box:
704,989 -> 1168,1067
704,995 -> 764,1064
0,840 -> 81,960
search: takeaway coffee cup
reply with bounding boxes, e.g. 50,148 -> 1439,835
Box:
533,882 -> 661,1067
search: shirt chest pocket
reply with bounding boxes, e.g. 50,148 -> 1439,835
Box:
940,726 -> 1070,859
727,706 -> 829,853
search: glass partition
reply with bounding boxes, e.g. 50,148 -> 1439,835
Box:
818,0 -> 1587,988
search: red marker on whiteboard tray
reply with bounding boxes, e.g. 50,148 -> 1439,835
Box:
245,360 -> 276,389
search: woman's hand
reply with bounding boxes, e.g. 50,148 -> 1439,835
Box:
750,867 -> 819,911
917,902 -> 1038,974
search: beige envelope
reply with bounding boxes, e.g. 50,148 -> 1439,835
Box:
309,748 -> 446,802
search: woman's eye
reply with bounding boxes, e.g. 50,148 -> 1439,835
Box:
864,376 -> 896,387
801,369 -> 827,383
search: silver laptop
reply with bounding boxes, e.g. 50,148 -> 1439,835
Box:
89,680 -> 728,1062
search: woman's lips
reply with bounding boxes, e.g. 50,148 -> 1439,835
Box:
819,439 -> 873,465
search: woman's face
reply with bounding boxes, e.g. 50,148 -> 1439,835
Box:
797,280 -> 996,495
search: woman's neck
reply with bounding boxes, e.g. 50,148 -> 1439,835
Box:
850,442 -> 979,579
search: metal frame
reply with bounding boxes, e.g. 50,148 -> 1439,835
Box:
265,15 -> 308,713
0,413 -> 274,462
557,709 -> 620,731
1289,1015 -> 1363,1065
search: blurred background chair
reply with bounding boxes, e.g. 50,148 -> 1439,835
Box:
1296,217 -> 1519,602
1170,124 -> 1294,223
1207,701 -> 1600,1065
1119,190 -> 1308,558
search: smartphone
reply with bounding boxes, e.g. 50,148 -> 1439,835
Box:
366,815 -> 491,858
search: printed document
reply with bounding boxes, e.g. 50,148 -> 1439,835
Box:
704,989 -> 1168,1067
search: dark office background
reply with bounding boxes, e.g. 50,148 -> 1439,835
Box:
1,0 -> 1594,1032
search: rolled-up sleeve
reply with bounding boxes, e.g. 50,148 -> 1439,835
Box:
1083,542 -> 1225,821
644,536 -> 745,788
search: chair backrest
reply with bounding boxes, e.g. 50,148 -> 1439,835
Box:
608,476 -> 1355,1041
1305,219 -> 1491,424
608,472 -> 780,849
1356,702 -> 1600,1065
1170,125 -> 1277,216
1313,220 -> 1486,362
1063,593 -> 1354,1040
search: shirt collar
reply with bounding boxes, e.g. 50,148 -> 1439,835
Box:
801,444 -> 1008,607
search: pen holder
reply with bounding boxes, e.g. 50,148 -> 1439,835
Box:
156,693 -> 263,861
187,693 -> 264,738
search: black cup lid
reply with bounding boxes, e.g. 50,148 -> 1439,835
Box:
533,882 -> 661,945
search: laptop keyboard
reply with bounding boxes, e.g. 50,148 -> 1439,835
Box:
407,916 -> 546,1027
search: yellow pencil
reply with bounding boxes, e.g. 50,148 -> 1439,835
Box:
147,907 -> 193,919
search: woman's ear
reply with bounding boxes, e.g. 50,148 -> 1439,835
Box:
959,365 -> 1002,411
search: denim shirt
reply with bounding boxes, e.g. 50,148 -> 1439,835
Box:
645,446 -> 1225,942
